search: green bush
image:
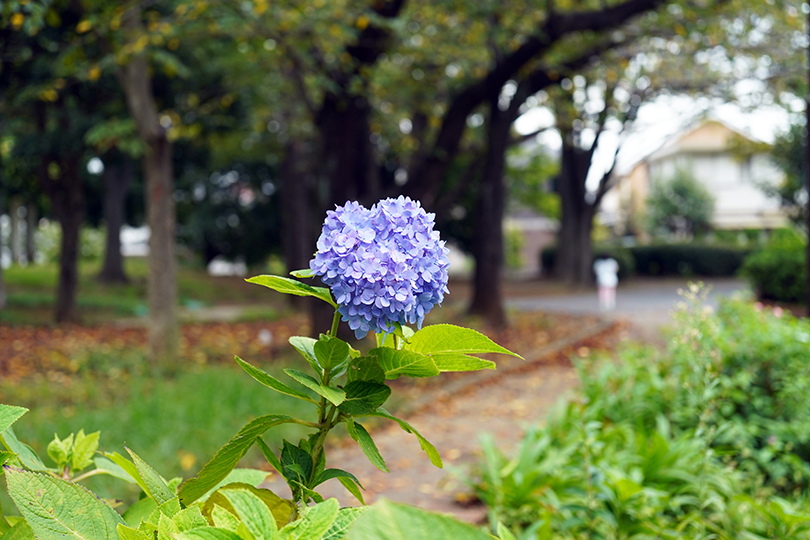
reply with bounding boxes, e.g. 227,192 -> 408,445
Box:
540,244 -> 635,279
470,289 -> 810,537
741,229 -> 807,303
629,243 -> 750,276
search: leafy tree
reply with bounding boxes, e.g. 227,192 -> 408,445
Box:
767,122 -> 807,228
646,169 -> 715,238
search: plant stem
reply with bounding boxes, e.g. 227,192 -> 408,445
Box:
329,310 -> 341,338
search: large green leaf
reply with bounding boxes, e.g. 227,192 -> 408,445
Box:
220,488 -> 278,540
93,456 -> 138,484
202,484 -> 293,531
126,447 -> 174,504
1,520 -> 36,540
104,452 -> 150,495
337,382 -> 391,416
176,526 -> 245,540
71,430 -> 100,473
369,348 -> 439,379
0,406 -> 27,434
246,275 -> 336,307
322,508 -> 369,540
280,441 -> 313,496
235,356 -> 318,404
344,420 -> 388,473
1,428 -> 48,471
288,337 -> 321,373
345,499 -> 492,540
116,524 -> 151,540
179,415 -> 293,506
345,357 -> 385,384
278,499 -> 339,540
407,324 -> 522,356
313,337 -> 350,373
4,467 -> 125,540
283,370 -> 345,406
199,469 -> 273,503
364,408 -> 442,468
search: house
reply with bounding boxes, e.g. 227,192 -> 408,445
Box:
599,117 -> 787,234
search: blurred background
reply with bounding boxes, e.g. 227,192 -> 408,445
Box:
0,0 -> 808,522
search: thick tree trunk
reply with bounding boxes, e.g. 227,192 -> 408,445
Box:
26,203 -> 37,264
39,154 -> 86,323
556,141 -> 595,286
9,197 -> 21,265
98,158 -> 134,283
119,6 -> 179,362
468,103 -> 509,328
280,139 -> 314,310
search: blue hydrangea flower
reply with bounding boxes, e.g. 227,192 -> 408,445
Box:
310,196 -> 450,339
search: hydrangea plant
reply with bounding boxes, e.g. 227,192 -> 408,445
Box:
0,198 -> 522,540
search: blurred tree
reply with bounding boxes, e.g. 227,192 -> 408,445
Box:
646,169 -> 716,238
766,123 -> 808,229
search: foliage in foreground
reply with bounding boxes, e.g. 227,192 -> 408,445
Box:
741,228 -> 807,303
472,287 -> 810,538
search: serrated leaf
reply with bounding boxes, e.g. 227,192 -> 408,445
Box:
322,507 -> 369,540
4,466 -> 125,540
202,484 -> 293,531
147,497 -> 182,523
174,506 -> 208,532
246,275 -> 336,307
369,348 -> 439,379
0,451 -> 14,467
1,427 -> 48,471
344,420 -> 387,473
406,324 -> 523,363
105,452 -> 150,495
255,438 -> 282,476
283,370 -> 345,406
312,469 -> 365,505
158,512 -> 179,540
176,526 -> 245,540
46,435 -> 70,469
338,382 -> 391,416
0,406 -> 27,434
345,357 -> 385,384
429,353 -> 496,372
364,408 -> 442,468
123,497 -> 157,527
235,356 -> 318,404
94,456 -> 138,484
346,499 -> 492,540
1,520 -> 36,540
313,337 -> 350,373
179,415 -> 293,506
220,488 -> 278,540
117,524 -> 151,540
126,447 -> 174,504
211,505 -> 240,531
199,469 -> 273,503
496,522 -> 517,540
280,441 -> 313,495
71,430 -> 100,473
279,498 -> 338,540
336,477 -> 365,507
288,337 -> 321,373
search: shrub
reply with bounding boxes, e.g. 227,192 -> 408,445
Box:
646,168 -> 715,238
741,229 -> 807,303
629,243 -> 750,276
470,288 -> 810,537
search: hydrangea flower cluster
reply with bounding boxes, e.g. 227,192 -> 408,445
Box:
310,196 -> 450,339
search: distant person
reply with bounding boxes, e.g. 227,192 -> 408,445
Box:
593,256 -> 619,311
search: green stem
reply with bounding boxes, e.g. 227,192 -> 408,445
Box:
329,310 -> 341,338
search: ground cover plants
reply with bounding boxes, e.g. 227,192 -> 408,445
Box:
471,285 -> 810,539
0,197 -> 525,540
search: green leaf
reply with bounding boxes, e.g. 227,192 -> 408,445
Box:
71,430 -> 100,473
1,520 -> 35,540
211,505 -> 240,531
322,508 -> 369,540
346,499 -> 492,540
174,506 -> 209,532
336,477 -> 365,507
202,484 -> 293,531
179,415 -> 293,506
280,441 -> 313,494
278,498 -> 339,540
496,522 -> 517,540
126,447 -> 174,504
255,438 -> 283,476
406,324 -> 523,369
346,357 -> 385,384
313,337 -> 350,373
147,497 -> 182,522
117,524 -> 151,540
338,382 -> 391,416
288,337 -> 321,373
220,488 -> 278,540
4,466 -> 125,540
176,526 -> 245,540
93,456 -> 138,484
369,348 -> 439,379
104,452 -> 150,495
235,356 -> 318,404
1,428 -> 48,471
123,497 -> 157,527
283,370 -> 345,406
158,512 -> 180,540
344,420 -> 388,473
289,269 -> 314,278
199,469 -> 273,503
246,275 -> 336,307
0,451 -> 14,467
46,434 -> 71,469
311,469 -> 365,506
0,406 -> 27,434
364,408 -> 442,468
427,353 -> 496,372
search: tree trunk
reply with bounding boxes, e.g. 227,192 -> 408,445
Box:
98,158 -> 134,283
468,102 -> 509,328
119,6 -> 179,362
280,139 -> 313,310
39,154 -> 85,323
26,203 -> 37,264
9,197 -> 21,265
555,140 -> 594,286
806,7 -> 810,316
0,188 -> 6,311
